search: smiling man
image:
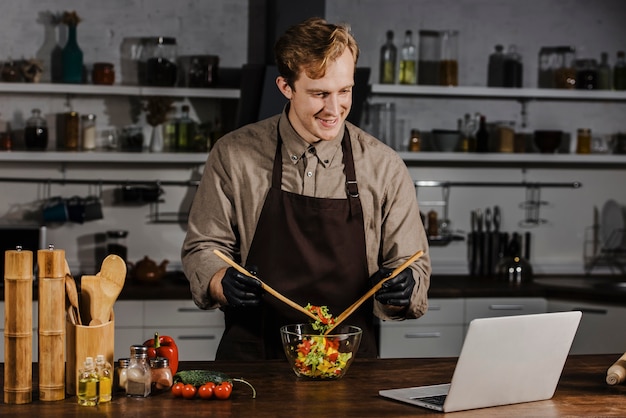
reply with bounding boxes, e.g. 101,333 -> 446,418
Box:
182,17 -> 431,361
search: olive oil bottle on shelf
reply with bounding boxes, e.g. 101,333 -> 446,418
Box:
379,30 -> 397,84
77,357 -> 99,406
175,105 -> 195,151
398,30 -> 417,85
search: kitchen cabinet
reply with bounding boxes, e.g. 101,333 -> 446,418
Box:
379,297 -> 547,358
143,299 -> 224,361
379,298 -> 464,358
114,299 -> 225,361
548,299 -> 626,355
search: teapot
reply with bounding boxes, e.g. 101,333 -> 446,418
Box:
130,256 -> 169,282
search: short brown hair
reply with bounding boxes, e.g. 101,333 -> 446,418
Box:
274,17 -> 359,88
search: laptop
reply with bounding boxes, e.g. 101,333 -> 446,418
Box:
379,311 -> 582,413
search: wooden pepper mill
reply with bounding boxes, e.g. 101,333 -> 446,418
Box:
38,245 -> 66,401
3,247 -> 33,404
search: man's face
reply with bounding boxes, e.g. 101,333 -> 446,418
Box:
276,48 -> 355,144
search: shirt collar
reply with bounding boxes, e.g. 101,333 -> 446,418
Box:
278,106 -> 344,168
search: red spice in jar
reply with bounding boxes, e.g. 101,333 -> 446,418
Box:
92,62 -> 115,85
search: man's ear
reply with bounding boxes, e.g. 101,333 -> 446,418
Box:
276,76 -> 293,100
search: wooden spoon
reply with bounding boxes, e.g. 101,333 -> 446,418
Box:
94,254 -> 127,324
64,259 -> 82,325
325,250 -> 424,335
213,249 -> 319,322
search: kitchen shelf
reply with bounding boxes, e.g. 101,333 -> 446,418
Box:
399,151 -> 626,167
1,150 -> 625,167
370,84 -> 626,102
0,82 -> 240,99
0,151 -> 208,164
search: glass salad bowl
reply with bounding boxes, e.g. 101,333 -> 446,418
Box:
280,324 -> 362,379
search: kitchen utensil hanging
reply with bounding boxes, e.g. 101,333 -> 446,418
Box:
415,180 -> 581,229
519,184 -> 548,227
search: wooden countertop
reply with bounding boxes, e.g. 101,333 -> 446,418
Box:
1,355 -> 625,417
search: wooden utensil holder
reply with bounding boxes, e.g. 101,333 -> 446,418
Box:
65,312 -> 115,396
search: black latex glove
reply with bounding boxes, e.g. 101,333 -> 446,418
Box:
222,265 -> 263,307
370,267 -> 415,307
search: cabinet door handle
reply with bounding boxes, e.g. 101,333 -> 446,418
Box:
488,304 -> 524,310
177,308 -> 203,313
428,305 -> 442,311
573,307 -> 608,315
404,332 -> 441,339
176,335 -> 217,340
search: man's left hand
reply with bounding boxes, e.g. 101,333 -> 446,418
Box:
370,267 -> 415,307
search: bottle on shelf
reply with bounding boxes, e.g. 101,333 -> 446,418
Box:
398,30 -> 417,85
503,44 -> 523,88
408,129 -> 421,152
379,30 -> 397,84
439,30 -> 459,86
487,44 -> 505,87
614,51 -> 626,91
175,105 -> 196,151
597,52 -> 612,90
475,114 -> 489,153
24,108 -> 48,151
77,356 -> 99,406
81,113 -> 97,151
95,354 -> 112,403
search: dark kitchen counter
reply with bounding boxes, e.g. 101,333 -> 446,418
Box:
4,272 -> 626,305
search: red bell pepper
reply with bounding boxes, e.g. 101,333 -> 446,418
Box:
144,332 -> 179,375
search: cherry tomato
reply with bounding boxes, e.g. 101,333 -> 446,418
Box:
214,382 -> 232,400
198,382 -> 216,399
171,382 -> 184,397
182,383 -> 197,399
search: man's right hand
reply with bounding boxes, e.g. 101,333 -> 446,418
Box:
221,266 -> 263,307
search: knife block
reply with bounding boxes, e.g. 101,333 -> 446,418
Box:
65,311 -> 114,396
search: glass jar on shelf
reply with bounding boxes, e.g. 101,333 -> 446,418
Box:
418,30 -> 440,85
142,37 -> 178,87
81,114 -> 97,150
554,46 -> 577,89
575,58 -> 598,90
24,108 -> 48,151
439,30 -> 459,86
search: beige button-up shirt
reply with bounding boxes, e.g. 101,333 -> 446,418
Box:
182,110 -> 431,320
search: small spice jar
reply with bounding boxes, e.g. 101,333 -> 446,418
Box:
408,129 -> 421,152
81,113 -> 97,150
127,345 -> 151,397
149,357 -> 173,394
576,128 -> 592,154
64,111 -> 80,150
92,62 -> 115,85
115,358 -> 130,393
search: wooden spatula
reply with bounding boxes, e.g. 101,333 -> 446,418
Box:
79,275 -> 101,325
325,250 -> 424,335
94,254 -> 127,325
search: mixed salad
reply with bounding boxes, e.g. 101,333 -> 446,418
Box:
289,304 -> 352,379
305,303 -> 336,333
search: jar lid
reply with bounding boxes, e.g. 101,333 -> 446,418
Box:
149,357 -> 170,368
130,344 -> 148,357
107,230 -> 128,238
156,37 -> 176,45
118,358 -> 131,368
93,62 -> 114,68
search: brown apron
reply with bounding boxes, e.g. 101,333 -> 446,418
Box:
215,125 -> 377,360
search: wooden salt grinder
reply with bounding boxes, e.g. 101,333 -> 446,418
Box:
37,246 -> 66,401
3,247 -> 33,404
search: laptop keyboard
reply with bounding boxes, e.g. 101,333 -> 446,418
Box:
416,394 -> 447,406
